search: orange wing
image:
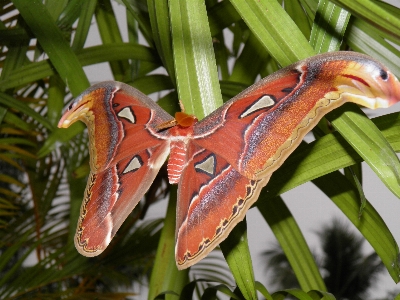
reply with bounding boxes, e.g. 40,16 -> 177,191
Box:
174,51 -> 400,269
193,52 -> 400,180
58,82 -> 173,256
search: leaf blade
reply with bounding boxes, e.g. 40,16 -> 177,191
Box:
229,0 -> 315,66
169,0 -> 223,118
13,0 -> 89,96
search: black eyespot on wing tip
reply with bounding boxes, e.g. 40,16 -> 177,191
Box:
281,87 -> 294,93
380,69 -> 389,81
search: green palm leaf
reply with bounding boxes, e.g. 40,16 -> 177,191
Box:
1,0 -> 399,299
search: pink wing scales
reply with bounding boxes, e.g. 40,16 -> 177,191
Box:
59,52 -> 400,267
194,52 -> 400,181
175,143 -> 268,269
78,146 -> 168,255
191,66 -> 303,179
58,82 -> 173,256
177,51 -> 400,269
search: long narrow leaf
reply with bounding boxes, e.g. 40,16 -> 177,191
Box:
313,171 -> 400,283
147,0 -> 175,79
284,0 -> 312,39
148,187 -> 188,299
265,112 -> 400,198
229,33 -> 269,85
346,19 -> 400,78
12,0 -> 89,96
329,0 -> 400,40
309,0 -> 350,53
0,44 -> 160,91
220,219 -> 257,300
258,196 -> 326,292
95,0 -> 130,81
121,0 -> 155,48
208,0 -> 241,36
0,92 -> 53,130
229,0 -> 315,66
328,104 -> 400,198
71,0 -> 97,51
169,0 -> 222,117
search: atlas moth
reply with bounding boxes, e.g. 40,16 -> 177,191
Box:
58,51 -> 400,269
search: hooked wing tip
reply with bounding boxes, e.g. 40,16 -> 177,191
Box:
74,232 -> 109,257
57,116 -> 71,128
58,102 -> 90,129
74,212 -> 113,257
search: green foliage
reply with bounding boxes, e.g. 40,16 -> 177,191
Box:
0,0 -> 399,299
263,219 -> 385,299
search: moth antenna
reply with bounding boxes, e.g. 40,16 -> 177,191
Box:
156,119 -> 178,130
179,100 -> 185,112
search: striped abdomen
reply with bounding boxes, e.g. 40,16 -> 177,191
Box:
168,140 -> 187,184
